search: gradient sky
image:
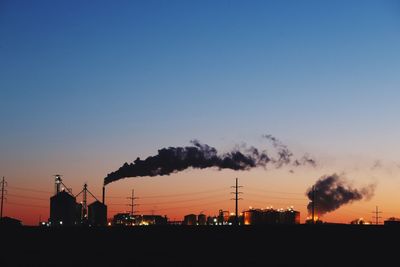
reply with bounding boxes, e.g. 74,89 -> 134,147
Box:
1,0 -> 400,225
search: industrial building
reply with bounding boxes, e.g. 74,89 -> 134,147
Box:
0,217 -> 22,227
50,190 -> 78,226
183,214 -> 197,225
182,214 -> 208,225
198,214 -> 207,225
137,215 -> 167,225
243,207 -> 300,225
384,217 -> 400,226
88,201 -> 107,226
112,213 -> 167,226
49,176 -> 107,227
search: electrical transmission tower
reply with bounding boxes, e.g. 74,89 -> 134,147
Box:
231,178 -> 243,226
372,206 -> 382,225
127,189 -> 139,216
1,177 -> 7,219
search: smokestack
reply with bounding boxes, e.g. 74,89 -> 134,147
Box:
311,186 -> 315,224
102,186 -> 105,204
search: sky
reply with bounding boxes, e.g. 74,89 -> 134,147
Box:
1,0 -> 400,225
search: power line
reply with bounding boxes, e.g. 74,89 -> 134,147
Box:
244,192 -> 306,201
133,187 -> 230,199
244,198 -> 308,207
7,202 -> 48,209
136,199 -> 229,213
108,194 -> 229,206
245,187 -> 304,195
8,186 -> 51,194
7,194 -> 48,201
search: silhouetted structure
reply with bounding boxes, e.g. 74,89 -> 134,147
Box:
384,217 -> 400,226
218,209 -> 230,225
50,190 -> 78,226
0,216 -> 21,227
231,178 -> 243,225
279,208 -> 300,224
88,200 -> 107,226
137,215 -> 167,225
350,218 -> 371,225
207,216 -> 218,225
183,214 -> 197,225
198,214 -> 207,225
112,213 -> 167,226
243,208 -> 300,225
112,213 -> 133,226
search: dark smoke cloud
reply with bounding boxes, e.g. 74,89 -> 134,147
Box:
104,140 -> 272,185
262,134 -> 293,167
262,134 -> 317,168
293,154 -> 317,168
306,174 -> 375,217
104,135 -> 317,185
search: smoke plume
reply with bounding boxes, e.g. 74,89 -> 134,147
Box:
104,140 -> 273,185
104,135 -> 317,185
306,174 -> 375,217
263,134 -> 317,168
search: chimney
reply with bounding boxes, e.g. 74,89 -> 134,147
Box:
102,186 -> 105,204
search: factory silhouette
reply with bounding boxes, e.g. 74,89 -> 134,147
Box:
2,174 -> 400,267
46,176 -> 302,227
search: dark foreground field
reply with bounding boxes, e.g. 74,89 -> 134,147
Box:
0,224 -> 399,266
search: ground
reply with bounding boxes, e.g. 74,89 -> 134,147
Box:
0,225 -> 397,266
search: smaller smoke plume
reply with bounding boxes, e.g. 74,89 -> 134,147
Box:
371,160 -> 383,170
306,174 -> 375,217
293,154 -> 317,168
263,134 -> 293,167
263,134 -> 317,168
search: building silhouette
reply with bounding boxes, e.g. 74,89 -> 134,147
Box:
183,214 -> 197,225
88,200 -> 107,226
112,213 -> 167,226
198,214 -> 207,225
50,190 -> 78,226
0,216 -> 22,227
243,207 -> 300,225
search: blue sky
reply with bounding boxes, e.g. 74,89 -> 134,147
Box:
1,0 -> 400,175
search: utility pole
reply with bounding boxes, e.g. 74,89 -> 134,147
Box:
127,189 -> 139,216
231,178 -> 243,226
1,177 -> 7,219
372,206 -> 382,225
